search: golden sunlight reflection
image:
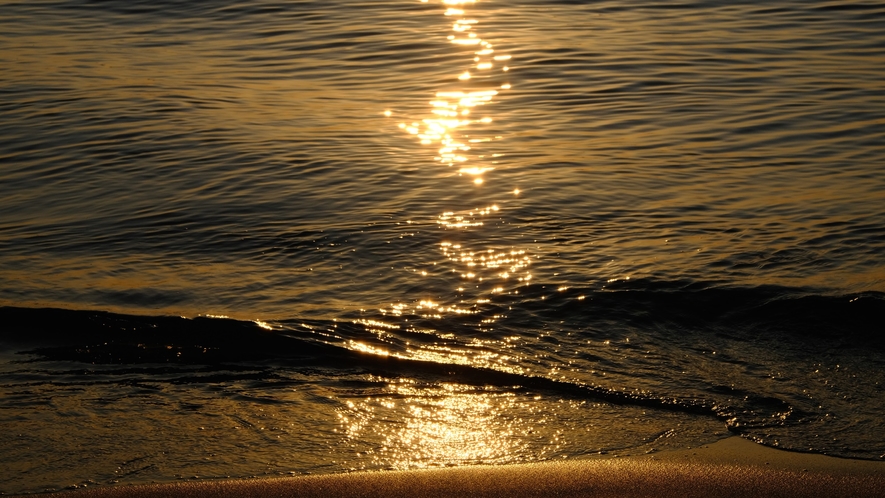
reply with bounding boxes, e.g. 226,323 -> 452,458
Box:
440,240 -> 533,284
332,378 -> 700,472
348,340 -> 391,357
394,0 -> 510,185
383,204 -> 534,318
338,382 -> 530,469
359,1 -> 532,370
348,334 -> 519,372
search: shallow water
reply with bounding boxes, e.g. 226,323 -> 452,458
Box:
1,0 -> 884,494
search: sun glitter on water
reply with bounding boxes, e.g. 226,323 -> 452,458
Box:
337,382 -> 527,469
360,0 -> 532,380
392,0 -> 510,187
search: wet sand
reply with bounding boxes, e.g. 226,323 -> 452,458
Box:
28,438 -> 885,498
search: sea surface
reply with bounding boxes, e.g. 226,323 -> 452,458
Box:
1,0 -> 884,494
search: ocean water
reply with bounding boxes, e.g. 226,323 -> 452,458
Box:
1,0 -> 884,493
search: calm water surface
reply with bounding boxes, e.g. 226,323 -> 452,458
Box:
1,0 -> 884,493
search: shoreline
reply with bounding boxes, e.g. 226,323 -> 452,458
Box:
24,437 -> 885,498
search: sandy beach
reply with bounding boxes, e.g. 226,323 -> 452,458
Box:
26,438 -> 885,498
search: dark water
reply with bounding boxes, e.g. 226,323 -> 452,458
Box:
2,0 -> 884,493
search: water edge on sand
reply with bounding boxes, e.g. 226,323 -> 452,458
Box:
26,438 -> 885,498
